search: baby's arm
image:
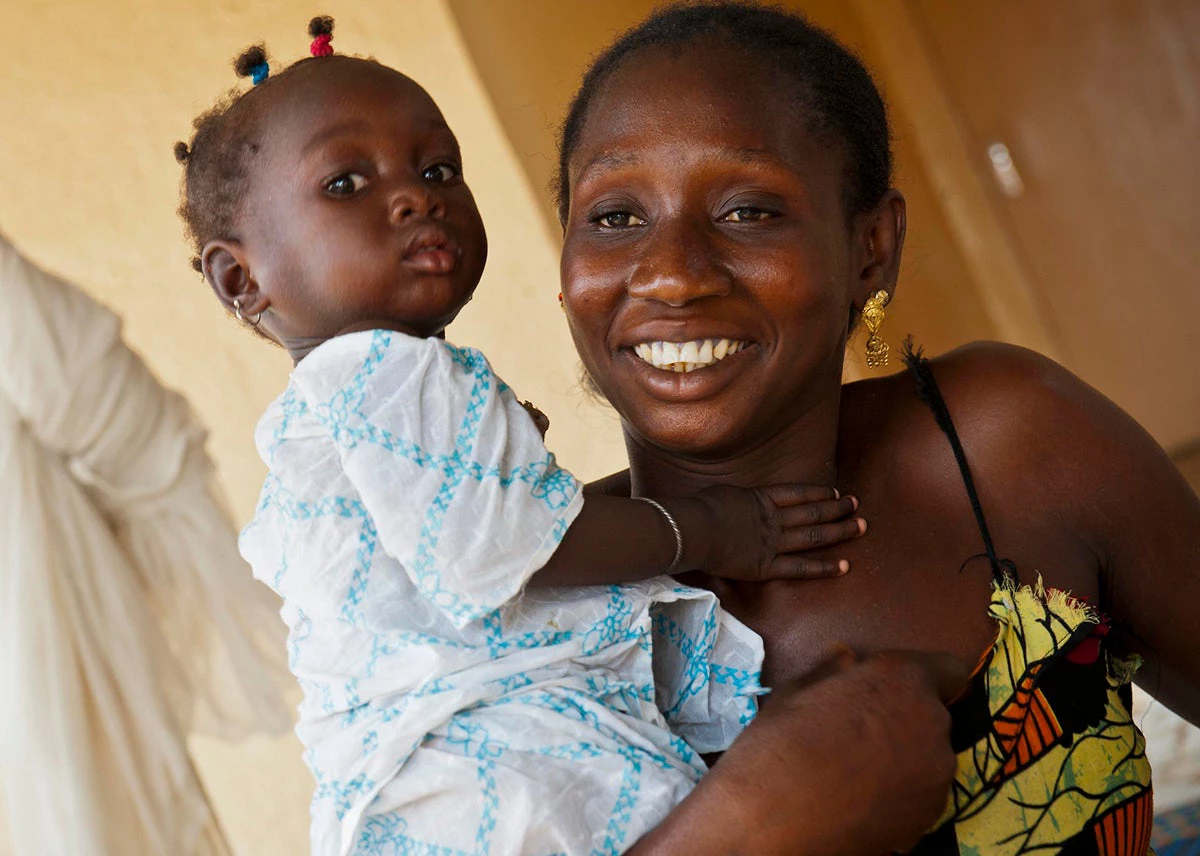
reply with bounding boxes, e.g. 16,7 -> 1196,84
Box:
292,333 -> 860,627
520,398 -> 862,586
528,485 -> 863,587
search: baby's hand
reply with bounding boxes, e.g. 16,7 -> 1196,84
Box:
521,400 -> 550,439
693,484 -> 864,580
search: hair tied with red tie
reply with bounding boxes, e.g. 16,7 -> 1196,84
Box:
309,16 -> 335,57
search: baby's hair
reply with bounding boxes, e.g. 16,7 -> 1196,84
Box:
173,17 -> 342,274
556,1 -> 892,227
309,16 -> 335,57
233,43 -> 271,84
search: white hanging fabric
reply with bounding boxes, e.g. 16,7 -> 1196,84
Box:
0,233 -> 291,855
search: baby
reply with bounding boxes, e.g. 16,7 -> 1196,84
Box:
174,19 -> 864,856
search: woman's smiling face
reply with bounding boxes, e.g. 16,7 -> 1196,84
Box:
561,43 -> 878,460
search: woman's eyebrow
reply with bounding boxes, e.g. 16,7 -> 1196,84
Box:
577,146 -> 788,185
713,147 -> 789,168
576,151 -> 640,184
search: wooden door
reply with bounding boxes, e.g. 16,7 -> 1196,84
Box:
912,0 -> 1200,460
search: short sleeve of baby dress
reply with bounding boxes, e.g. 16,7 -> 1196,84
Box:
290,329 -> 584,628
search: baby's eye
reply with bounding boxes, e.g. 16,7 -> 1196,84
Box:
722,207 -> 774,223
422,163 -> 460,183
595,211 -> 647,229
325,173 -> 367,196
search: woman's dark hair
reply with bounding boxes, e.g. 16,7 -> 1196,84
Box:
556,1 -> 892,225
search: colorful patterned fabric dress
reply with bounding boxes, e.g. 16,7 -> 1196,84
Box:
904,347 -> 1153,855
241,330 -> 765,856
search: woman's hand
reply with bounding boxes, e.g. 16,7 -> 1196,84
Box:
629,649 -> 966,855
686,483 -> 866,580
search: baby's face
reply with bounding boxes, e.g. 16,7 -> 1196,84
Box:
238,58 -> 487,342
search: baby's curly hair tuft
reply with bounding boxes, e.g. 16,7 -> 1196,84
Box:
174,81 -> 265,273
308,16 -> 334,38
232,44 -> 269,79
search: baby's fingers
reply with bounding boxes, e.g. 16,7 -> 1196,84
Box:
778,515 -> 866,553
765,554 -> 849,579
760,484 -> 840,507
779,496 -> 858,526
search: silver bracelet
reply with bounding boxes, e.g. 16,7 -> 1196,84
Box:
635,496 -> 684,574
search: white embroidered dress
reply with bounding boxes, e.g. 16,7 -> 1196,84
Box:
241,330 -> 764,856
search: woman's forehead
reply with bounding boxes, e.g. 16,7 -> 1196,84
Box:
568,82 -> 838,200
571,45 -> 817,171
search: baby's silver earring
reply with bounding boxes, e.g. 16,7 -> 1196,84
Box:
233,298 -> 262,327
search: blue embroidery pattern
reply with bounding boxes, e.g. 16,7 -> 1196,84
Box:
240,331 -> 764,855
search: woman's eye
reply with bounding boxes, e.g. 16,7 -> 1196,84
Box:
325,173 -> 367,196
595,211 -> 647,229
722,207 -> 773,223
422,163 -> 460,183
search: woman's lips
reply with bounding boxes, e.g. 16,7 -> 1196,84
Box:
631,337 -> 750,372
619,339 -> 758,401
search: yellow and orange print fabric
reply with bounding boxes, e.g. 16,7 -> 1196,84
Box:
912,579 -> 1153,855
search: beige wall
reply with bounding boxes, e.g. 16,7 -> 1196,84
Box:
3,1 -> 1194,853
0,1 -> 625,853
0,2 -> 1030,851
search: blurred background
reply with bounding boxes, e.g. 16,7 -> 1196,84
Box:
0,0 -> 1196,853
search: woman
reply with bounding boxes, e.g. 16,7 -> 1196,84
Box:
555,4 -> 1200,853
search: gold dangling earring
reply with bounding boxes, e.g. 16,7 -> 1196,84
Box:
861,290 -> 891,368
557,292 -> 565,313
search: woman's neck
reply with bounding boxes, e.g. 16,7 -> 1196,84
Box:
624,390 -> 843,497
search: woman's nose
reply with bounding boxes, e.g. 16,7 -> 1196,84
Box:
389,183 -> 445,224
627,218 -> 732,305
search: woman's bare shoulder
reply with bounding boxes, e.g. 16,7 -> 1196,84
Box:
914,340 -> 1169,471
845,340 -> 1115,451
842,338 -> 1179,526
921,340 -> 1090,411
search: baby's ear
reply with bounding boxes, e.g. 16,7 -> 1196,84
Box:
202,240 -> 263,315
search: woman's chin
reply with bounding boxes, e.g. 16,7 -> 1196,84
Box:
622,407 -> 758,462
601,350 -> 773,458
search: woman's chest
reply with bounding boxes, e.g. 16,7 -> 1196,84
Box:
689,497 -> 1100,689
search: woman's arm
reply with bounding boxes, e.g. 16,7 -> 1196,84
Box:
629,651 -> 966,856
935,342 -> 1200,725
1043,361 -> 1200,723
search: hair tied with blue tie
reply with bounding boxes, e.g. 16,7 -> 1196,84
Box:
233,44 -> 270,86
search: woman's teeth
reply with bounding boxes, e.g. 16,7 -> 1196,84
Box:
632,339 -> 747,372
